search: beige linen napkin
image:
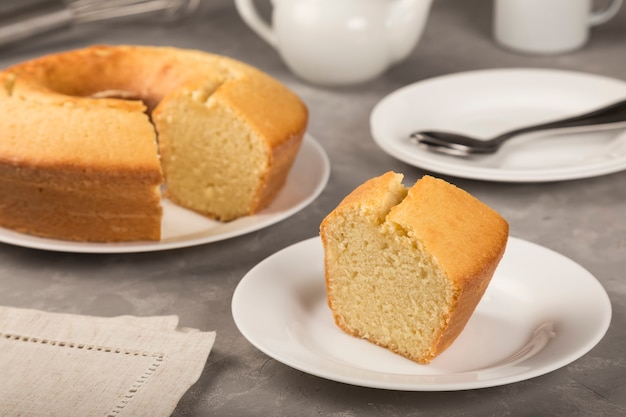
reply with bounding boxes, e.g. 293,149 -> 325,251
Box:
0,306 -> 216,417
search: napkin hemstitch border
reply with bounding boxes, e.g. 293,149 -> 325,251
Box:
1,330 -> 167,417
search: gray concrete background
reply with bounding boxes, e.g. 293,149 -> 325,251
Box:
0,0 -> 624,416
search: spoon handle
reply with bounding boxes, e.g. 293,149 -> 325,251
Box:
495,99 -> 626,144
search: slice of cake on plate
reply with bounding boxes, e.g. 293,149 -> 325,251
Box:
320,172 -> 509,364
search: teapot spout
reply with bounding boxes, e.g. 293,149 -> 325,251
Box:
386,0 -> 433,64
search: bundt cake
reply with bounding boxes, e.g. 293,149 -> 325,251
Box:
0,45 -> 308,242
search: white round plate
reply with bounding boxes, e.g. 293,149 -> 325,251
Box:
0,135 -> 330,253
232,236 -> 612,391
370,69 -> 626,182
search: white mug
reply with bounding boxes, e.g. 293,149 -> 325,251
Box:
234,0 -> 433,86
494,0 -> 624,55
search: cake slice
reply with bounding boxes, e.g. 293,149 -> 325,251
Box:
320,172 -> 509,364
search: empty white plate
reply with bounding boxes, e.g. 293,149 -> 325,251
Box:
370,69 -> 626,182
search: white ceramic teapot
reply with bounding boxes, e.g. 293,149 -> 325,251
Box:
235,0 -> 433,86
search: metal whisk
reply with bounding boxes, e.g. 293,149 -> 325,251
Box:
0,0 -> 200,48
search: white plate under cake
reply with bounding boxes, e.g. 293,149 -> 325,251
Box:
0,135 -> 329,253
232,236 -> 611,391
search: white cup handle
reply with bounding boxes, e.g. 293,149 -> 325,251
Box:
234,0 -> 278,48
590,0 -> 623,26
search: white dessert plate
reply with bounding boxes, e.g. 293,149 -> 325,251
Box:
370,68 -> 626,182
0,135 -> 330,253
232,236 -> 612,391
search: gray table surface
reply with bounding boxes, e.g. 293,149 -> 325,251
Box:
0,1 -> 625,416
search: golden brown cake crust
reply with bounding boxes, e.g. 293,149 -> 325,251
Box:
0,45 -> 308,241
387,175 -> 509,355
